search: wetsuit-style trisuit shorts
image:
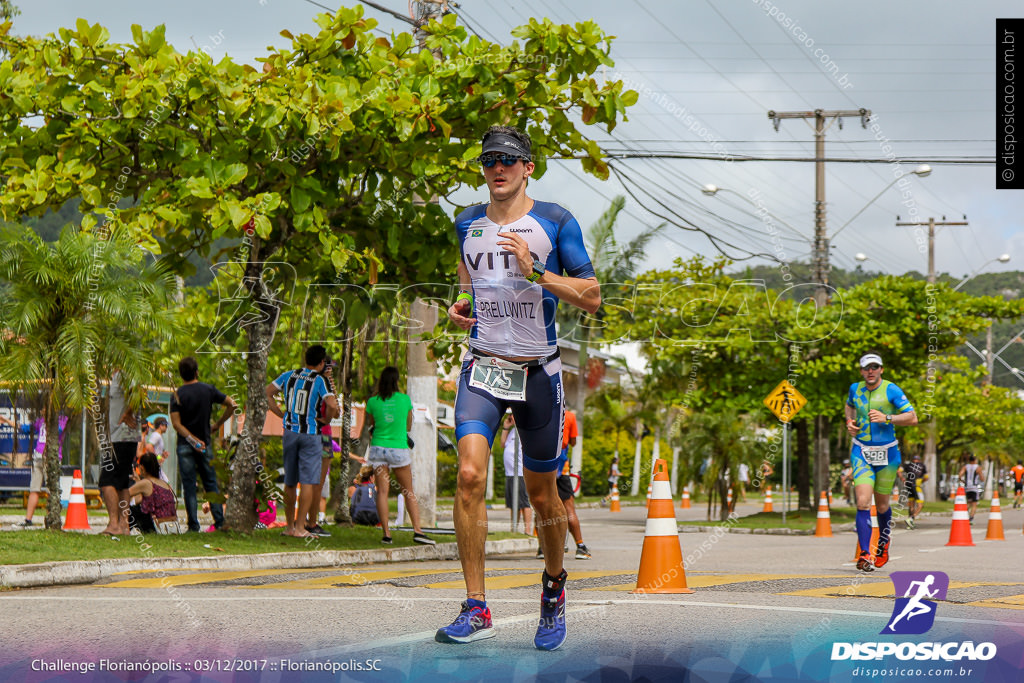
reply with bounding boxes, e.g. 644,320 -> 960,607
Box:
454,354 -> 563,473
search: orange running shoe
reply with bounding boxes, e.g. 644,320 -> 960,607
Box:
856,551 -> 875,572
873,540 -> 890,568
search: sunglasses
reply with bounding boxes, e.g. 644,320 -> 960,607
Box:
478,154 -> 525,168
863,364 -> 881,371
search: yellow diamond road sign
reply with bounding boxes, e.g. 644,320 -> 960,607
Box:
763,380 -> 806,423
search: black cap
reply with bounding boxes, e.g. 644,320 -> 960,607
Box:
481,131 -> 531,159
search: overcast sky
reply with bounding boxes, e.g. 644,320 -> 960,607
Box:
13,1 -> 1023,281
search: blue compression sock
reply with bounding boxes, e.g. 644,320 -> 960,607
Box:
466,598 -> 486,609
856,509 -> 873,553
878,508 -> 892,546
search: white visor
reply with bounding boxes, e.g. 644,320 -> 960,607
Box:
859,354 -> 883,368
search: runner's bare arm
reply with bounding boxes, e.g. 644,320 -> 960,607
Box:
844,403 -> 858,435
495,231 -> 601,314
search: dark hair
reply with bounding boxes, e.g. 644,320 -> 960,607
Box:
376,366 -> 400,400
482,124 -> 532,158
305,345 -> 328,367
153,417 -> 168,429
968,455 -> 977,462
179,356 -> 199,381
139,452 -> 161,479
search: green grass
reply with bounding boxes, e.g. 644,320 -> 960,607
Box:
0,526 -> 523,566
680,509 -> 860,531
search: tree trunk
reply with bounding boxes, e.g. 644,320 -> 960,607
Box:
813,414 -> 830,510
225,258 -> 279,532
331,330 -> 355,526
43,401 -> 62,529
796,418 -> 812,510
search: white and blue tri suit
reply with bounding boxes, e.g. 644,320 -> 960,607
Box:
453,201 -> 596,473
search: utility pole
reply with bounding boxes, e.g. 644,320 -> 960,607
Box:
769,108 -> 871,504
896,216 -> 968,501
404,0 -> 449,528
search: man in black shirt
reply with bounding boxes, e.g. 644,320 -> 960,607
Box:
170,356 -> 237,531
899,454 -> 928,529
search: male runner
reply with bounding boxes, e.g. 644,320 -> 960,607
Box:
1010,460 -> 1024,509
844,353 -> 917,571
898,454 -> 927,529
957,455 -> 985,523
438,125 -> 600,650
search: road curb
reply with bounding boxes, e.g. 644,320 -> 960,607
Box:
0,538 -> 536,590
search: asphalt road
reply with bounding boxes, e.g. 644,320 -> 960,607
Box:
2,503 -> 1023,682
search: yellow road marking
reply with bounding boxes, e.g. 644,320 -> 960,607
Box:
102,567 -> 348,588
585,573 -> 841,593
782,580 -> 1023,599
964,594 -> 1024,610
422,570 -> 629,590
245,568 -> 462,590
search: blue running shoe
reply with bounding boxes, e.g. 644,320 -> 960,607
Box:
435,602 -> 495,643
534,589 -> 567,651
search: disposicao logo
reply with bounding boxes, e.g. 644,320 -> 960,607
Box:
882,570 -> 948,635
831,570 -> 997,662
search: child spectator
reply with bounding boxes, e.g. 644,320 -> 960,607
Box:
349,465 -> 379,526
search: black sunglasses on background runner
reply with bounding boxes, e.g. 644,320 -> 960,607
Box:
863,364 -> 881,370
478,154 -> 526,168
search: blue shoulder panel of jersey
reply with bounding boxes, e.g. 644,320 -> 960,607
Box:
454,204 -> 489,256
886,381 -> 913,412
273,370 -> 293,389
846,382 -> 858,406
530,201 -> 596,279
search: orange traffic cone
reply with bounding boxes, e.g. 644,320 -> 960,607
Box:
610,484 -> 621,513
64,469 -> 91,531
763,487 -> 773,513
854,505 -> 880,560
634,459 -> 693,594
727,488 -> 734,512
985,492 -> 1005,541
814,491 -> 833,537
946,486 -> 975,546
679,487 -> 691,509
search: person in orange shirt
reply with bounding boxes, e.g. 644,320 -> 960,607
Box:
1011,460 -> 1024,509
537,408 -> 590,560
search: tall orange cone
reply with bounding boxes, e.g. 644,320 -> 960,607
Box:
64,469 -> 91,531
814,491 -> 833,537
679,487 -> 691,509
946,486 -> 974,546
609,484 -> 621,513
762,487 -> 773,513
854,504 -> 880,560
634,459 -> 693,594
985,492 -> 1005,541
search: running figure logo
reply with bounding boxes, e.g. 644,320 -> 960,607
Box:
881,571 -> 949,635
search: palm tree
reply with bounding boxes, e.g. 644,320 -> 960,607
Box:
0,225 -> 178,529
562,196 -> 664,476
676,412 -> 761,522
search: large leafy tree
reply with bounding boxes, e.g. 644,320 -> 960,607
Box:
0,225 -> 178,528
0,8 -> 636,529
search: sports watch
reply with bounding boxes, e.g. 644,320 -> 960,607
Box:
885,414 -> 892,423
526,260 -> 546,283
